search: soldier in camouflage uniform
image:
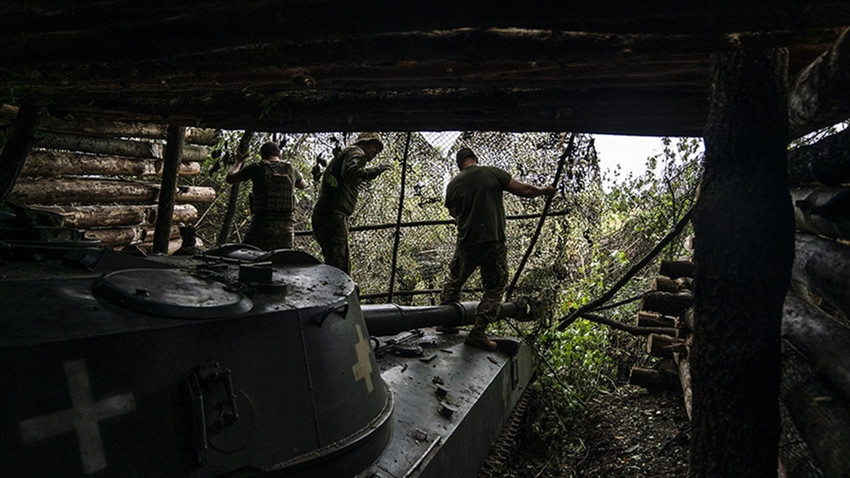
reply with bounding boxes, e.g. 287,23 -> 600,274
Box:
311,132 -> 391,274
440,147 -> 557,350
226,142 -> 308,250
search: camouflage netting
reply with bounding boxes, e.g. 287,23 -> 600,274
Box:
196,131 -> 603,321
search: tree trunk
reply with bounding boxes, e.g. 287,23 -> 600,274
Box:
781,343 -> 850,477
640,290 -> 694,316
783,292 -> 850,398
29,205 -> 147,228
217,130 -> 253,245
675,353 -> 693,420
790,187 -> 850,240
30,130 -> 207,162
789,27 -> 850,139
628,366 -> 680,391
652,276 -> 681,292
85,224 -> 180,247
636,311 -> 677,329
84,227 -> 141,246
153,125 -> 184,254
29,203 -> 198,228
20,150 -> 201,177
10,178 -> 215,205
659,259 -> 695,279
647,333 -> 687,358
690,48 -> 793,477
146,203 -> 198,225
792,233 -> 850,318
0,104 -> 222,145
0,102 -> 42,201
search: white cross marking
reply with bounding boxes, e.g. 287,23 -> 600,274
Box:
351,324 -> 374,393
18,360 -> 136,474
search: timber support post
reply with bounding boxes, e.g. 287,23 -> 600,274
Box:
153,125 -> 185,254
690,48 -> 794,476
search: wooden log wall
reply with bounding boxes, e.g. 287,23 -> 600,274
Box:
1,105 -> 218,251
626,127 -> 850,477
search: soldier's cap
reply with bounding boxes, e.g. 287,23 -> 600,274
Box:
455,147 -> 477,164
354,132 -> 384,152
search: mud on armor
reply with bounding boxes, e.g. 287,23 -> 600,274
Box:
251,161 -> 294,216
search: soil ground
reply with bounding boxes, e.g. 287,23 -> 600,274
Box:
503,384 -> 691,477
572,386 -> 690,477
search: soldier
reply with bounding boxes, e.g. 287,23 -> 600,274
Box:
440,147 -> 557,350
226,141 -> 308,250
311,132 -> 391,274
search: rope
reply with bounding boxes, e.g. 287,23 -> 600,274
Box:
557,205 -> 695,331
387,132 -> 412,303
505,133 -> 576,300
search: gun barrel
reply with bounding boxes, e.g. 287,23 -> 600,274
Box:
362,301 -> 525,337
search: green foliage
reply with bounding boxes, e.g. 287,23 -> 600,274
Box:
499,136 -> 702,476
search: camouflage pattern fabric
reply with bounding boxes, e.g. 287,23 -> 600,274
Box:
244,216 -> 294,250
250,161 -> 296,218
311,210 -> 351,273
439,240 -> 508,325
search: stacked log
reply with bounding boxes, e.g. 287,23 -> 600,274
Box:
2,105 -> 218,251
782,121 -> 850,478
629,259 -> 695,420
627,128 -> 850,475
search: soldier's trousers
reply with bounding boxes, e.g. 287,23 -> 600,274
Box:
311,210 -> 351,274
439,240 -> 508,326
244,216 -> 294,250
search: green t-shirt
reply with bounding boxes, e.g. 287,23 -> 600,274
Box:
444,165 -> 511,245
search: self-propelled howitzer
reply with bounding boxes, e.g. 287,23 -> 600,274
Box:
1,212 -> 535,477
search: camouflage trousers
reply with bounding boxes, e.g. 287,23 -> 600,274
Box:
439,240 -> 508,326
244,215 -> 294,250
311,210 -> 351,274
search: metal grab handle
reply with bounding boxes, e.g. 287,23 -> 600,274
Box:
186,362 -> 240,465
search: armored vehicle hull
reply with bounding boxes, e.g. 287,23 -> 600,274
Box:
1,218 -> 535,477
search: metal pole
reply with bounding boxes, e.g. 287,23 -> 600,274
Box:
387,132 -> 412,303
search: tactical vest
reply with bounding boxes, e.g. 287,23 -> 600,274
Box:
250,161 -> 294,216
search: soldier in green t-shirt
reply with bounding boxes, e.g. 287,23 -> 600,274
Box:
226,142 -> 308,250
440,147 -> 557,350
311,132 -> 392,274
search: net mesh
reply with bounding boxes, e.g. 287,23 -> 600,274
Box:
198,131 -> 602,317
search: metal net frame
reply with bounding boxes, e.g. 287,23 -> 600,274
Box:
203,130 -> 602,311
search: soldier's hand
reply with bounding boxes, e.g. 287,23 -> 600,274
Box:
542,185 -> 557,197
377,162 -> 392,173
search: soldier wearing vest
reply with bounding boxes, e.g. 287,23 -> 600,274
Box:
312,132 -> 391,274
226,142 -> 308,250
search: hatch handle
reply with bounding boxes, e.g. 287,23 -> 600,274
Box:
187,362 -> 240,465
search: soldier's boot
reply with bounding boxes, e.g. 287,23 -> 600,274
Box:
464,317 -> 497,351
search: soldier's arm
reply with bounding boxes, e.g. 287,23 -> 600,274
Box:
342,153 -> 389,181
225,151 -> 250,184
506,179 -> 557,198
